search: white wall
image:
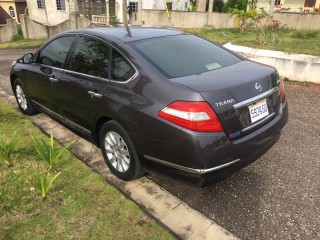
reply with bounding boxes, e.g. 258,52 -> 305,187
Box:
224,43 -> 320,84
26,0 -> 70,26
116,0 -> 191,22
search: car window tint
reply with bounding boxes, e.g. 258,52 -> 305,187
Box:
38,36 -> 74,68
130,34 -> 241,78
69,37 -> 110,78
111,49 -> 135,82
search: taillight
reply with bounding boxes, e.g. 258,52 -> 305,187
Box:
158,101 -> 224,132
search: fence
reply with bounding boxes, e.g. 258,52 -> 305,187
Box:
0,18 -> 17,42
131,10 -> 320,30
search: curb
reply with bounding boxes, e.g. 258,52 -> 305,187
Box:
0,86 -> 239,240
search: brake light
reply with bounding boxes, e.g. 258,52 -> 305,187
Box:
158,101 -> 224,132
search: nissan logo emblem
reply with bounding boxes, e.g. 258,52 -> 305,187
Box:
255,83 -> 262,91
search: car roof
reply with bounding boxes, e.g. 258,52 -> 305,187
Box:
63,26 -> 186,43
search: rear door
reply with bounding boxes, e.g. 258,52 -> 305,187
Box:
24,36 -> 75,112
58,36 -> 111,132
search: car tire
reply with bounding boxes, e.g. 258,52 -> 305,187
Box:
13,79 -> 37,115
100,120 -> 144,181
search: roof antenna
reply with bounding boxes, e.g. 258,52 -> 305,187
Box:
122,0 -> 132,37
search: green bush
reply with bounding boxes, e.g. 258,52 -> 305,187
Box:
223,0 -> 248,12
17,25 -> 23,35
11,35 -> 24,41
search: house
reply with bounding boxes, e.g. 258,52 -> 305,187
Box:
25,0 -> 78,26
0,0 -> 26,24
256,0 -> 320,13
23,0 -> 209,26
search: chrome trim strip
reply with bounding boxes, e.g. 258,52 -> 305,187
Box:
280,123 -> 287,133
233,87 -> 279,109
32,101 -> 92,135
144,155 -> 241,174
63,68 -> 110,82
242,112 -> 276,132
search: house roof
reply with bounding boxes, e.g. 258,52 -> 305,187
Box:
0,5 -> 11,25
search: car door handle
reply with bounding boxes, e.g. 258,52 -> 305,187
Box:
88,91 -> 102,99
49,77 -> 59,83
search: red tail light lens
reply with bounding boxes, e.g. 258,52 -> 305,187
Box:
158,101 -> 224,132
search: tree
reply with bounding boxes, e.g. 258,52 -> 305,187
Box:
223,0 -> 248,12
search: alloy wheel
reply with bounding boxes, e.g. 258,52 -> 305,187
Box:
16,85 -> 28,111
104,131 -> 130,173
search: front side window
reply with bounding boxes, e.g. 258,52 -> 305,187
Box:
56,0 -> 66,10
38,36 -> 74,68
111,49 -> 136,82
130,34 -> 241,78
9,6 -> 15,17
69,37 -> 110,79
37,0 -> 46,9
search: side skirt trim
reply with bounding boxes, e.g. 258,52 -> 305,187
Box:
32,100 -> 92,135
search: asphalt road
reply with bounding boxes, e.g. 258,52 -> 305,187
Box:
1,49 -> 319,240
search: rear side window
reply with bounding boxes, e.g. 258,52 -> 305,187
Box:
38,36 -> 74,68
130,34 -> 241,78
111,49 -> 136,82
69,37 -> 110,79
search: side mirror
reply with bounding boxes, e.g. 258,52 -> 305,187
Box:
22,53 -> 34,63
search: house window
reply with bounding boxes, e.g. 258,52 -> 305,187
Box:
167,2 -> 173,11
56,0 -> 66,10
37,0 -> 46,9
128,2 -> 138,12
9,6 -> 15,17
275,0 -> 281,5
304,0 -> 316,7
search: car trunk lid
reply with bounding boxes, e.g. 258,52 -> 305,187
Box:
171,61 -> 281,139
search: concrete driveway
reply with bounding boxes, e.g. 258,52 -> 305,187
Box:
1,49 -> 319,240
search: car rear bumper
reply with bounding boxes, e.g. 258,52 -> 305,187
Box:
134,100 -> 288,185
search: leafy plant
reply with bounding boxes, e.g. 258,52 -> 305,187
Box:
32,134 -> 75,170
0,131 -> 19,165
109,16 -> 120,25
230,7 -> 285,45
11,35 -> 24,41
188,0 -> 197,11
34,164 -> 61,199
0,185 -> 10,208
223,0 -> 248,12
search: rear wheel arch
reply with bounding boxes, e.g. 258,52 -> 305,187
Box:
95,116 -> 113,145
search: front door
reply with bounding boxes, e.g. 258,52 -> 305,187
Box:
25,36 -> 75,112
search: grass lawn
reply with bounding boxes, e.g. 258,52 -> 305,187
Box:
0,99 -> 173,240
188,28 -> 320,57
0,38 -> 48,49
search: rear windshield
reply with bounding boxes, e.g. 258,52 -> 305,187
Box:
129,34 -> 241,78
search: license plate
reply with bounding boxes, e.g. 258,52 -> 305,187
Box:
248,99 -> 269,123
